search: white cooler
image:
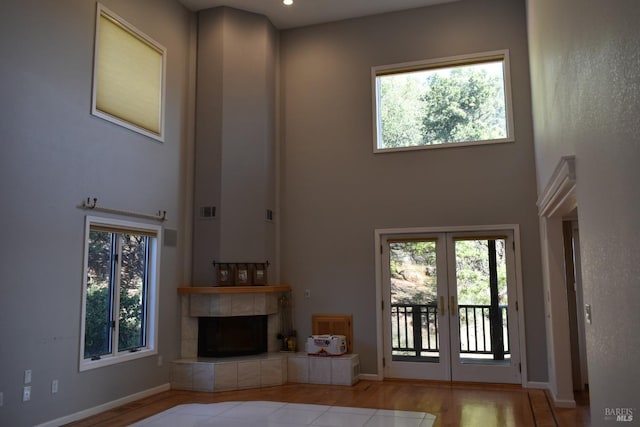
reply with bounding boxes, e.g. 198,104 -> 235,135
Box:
306,334 -> 347,356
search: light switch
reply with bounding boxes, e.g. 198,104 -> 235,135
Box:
585,304 -> 592,324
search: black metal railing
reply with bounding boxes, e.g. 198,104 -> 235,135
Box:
390,303 -> 509,359
390,304 -> 439,357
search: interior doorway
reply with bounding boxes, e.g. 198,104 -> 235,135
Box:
563,219 -> 588,390
536,155 -> 586,407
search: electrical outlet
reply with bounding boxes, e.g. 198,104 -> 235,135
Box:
23,386 -> 31,402
52,380 -> 59,394
0,391 -> 4,407
157,355 -> 163,367
304,289 -> 311,298
24,369 -> 32,384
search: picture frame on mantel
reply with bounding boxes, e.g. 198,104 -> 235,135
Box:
216,263 -> 232,286
252,263 -> 268,286
235,264 -> 250,286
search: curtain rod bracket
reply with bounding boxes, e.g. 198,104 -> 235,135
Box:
79,197 -> 168,222
83,197 -> 98,209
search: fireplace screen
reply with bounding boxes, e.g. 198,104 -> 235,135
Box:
198,315 -> 267,357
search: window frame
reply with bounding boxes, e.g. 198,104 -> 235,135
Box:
371,50 -> 515,154
91,3 -> 167,142
79,216 -> 161,371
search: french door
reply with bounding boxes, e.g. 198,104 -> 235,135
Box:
381,229 -> 521,383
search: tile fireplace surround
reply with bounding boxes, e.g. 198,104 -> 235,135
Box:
174,286 -> 360,392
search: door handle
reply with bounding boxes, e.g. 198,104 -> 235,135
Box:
450,296 -> 456,316
439,296 -> 445,315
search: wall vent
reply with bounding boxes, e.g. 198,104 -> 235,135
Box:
200,206 -> 216,219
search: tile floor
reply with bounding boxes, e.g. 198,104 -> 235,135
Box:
131,400 -> 436,427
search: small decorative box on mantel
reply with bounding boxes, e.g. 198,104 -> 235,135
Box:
212,261 -> 270,286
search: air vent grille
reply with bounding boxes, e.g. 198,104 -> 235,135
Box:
200,206 -> 216,219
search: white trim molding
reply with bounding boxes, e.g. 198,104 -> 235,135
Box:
372,50 -> 515,154
536,155 -> 577,408
525,381 -> 576,408
79,216 -> 162,372
359,373 -> 383,381
374,224 -> 528,386
552,396 -> 578,409
525,381 -> 550,390
35,383 -> 170,427
92,3 -> 167,142
537,156 -> 576,217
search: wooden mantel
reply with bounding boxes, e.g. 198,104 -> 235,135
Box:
177,285 -> 291,295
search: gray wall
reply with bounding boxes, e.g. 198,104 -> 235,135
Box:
527,0 -> 640,421
1,0 -> 592,423
279,0 -> 546,380
0,1 -> 194,425
192,7 -> 277,284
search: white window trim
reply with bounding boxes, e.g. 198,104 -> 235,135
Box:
91,3 -> 167,142
371,49 -> 515,154
79,216 -> 162,372
373,224 -> 528,385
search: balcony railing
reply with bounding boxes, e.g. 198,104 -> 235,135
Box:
390,303 -> 509,360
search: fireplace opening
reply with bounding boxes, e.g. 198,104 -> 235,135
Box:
198,315 -> 267,357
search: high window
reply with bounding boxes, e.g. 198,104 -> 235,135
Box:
372,50 -> 514,153
79,217 -> 161,371
92,3 -> 166,141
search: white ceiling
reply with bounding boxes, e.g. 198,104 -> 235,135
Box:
176,0 -> 459,29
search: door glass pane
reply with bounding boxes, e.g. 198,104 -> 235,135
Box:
389,240 -> 439,362
84,230 -> 114,359
118,233 -> 148,352
454,238 -> 510,365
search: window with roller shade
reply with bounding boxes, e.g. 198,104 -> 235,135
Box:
91,4 -> 165,141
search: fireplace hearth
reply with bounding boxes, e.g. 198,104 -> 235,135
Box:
174,286 -> 360,392
198,315 -> 267,357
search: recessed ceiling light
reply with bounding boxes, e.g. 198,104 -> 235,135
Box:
283,0 -> 293,5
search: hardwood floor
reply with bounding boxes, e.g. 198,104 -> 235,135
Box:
65,380 -> 590,427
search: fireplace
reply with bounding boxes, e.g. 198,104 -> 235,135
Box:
178,286 -> 288,358
198,315 -> 267,357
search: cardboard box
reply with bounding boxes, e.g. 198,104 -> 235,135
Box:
306,335 -> 347,356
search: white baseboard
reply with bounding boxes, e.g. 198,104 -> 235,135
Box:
551,395 -> 577,408
524,381 -> 576,408
525,381 -> 550,389
359,373 -> 382,381
35,383 -> 171,427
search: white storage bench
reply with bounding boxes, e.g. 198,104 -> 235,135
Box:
287,353 -> 360,386
171,352 -> 360,392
